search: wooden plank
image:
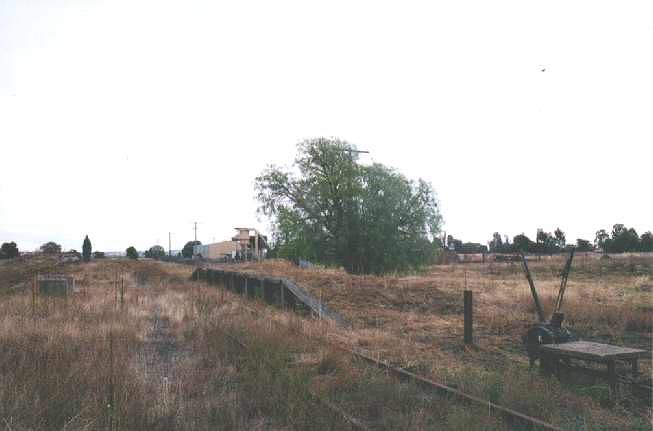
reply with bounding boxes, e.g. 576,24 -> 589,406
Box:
195,268 -> 347,327
540,341 -> 648,362
282,279 -> 347,326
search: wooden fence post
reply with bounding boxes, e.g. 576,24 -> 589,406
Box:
280,281 -> 286,309
464,290 -> 473,345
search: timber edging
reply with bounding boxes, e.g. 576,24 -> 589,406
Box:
191,267 -> 348,327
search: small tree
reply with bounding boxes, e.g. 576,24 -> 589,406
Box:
0,242 -> 19,259
40,241 -> 62,254
576,238 -> 593,252
513,233 -> 534,252
182,241 -> 201,259
594,229 -> 610,252
446,235 -> 462,251
554,228 -> 566,249
82,235 -> 92,262
488,232 -> 503,253
145,245 -> 166,260
640,231 -> 653,252
126,246 -> 138,259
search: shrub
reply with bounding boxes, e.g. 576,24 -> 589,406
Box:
144,245 -> 166,260
40,241 -> 62,254
126,246 -> 138,259
182,241 -> 201,259
82,235 -> 92,262
0,241 -> 19,259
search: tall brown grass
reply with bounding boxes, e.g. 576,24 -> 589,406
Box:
1,257 -> 651,430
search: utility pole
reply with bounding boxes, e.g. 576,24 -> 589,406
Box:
168,232 -> 171,257
254,229 -> 259,260
344,149 -> 369,156
342,148 -> 370,163
192,222 -> 202,242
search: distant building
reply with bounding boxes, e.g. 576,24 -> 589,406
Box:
193,227 -> 269,261
193,241 -> 241,260
231,228 -> 268,260
60,251 -> 81,263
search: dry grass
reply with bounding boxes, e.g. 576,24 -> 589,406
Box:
0,257 -> 508,430
0,255 -> 651,430
215,256 -> 653,429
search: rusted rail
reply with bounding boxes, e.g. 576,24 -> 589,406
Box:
216,324 -> 370,431
338,346 -> 561,431
193,265 -> 649,426
226,300 -> 562,431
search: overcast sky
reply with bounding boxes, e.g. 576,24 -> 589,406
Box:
1,0 -> 651,253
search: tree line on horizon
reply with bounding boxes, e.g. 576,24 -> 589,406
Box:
1,151 -> 651,275
2,223 -> 652,266
480,224 -> 652,254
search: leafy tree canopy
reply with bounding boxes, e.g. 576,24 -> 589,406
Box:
182,241 -> 201,259
255,138 -> 442,274
125,246 -> 138,259
640,231 -> 653,252
145,245 -> 166,260
40,242 -> 62,254
595,224 -> 642,253
513,233 -> 534,252
554,228 -> 566,248
82,235 -> 92,262
576,238 -> 593,252
0,242 -> 19,259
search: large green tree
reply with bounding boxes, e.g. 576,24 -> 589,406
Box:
255,138 -> 442,274
595,224 -> 644,253
609,224 -> 639,252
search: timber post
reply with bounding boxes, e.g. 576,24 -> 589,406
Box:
464,290 -> 473,345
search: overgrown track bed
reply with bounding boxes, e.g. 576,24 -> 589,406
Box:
228,299 -> 561,430
210,258 -> 653,430
215,323 -> 371,431
1,257 -> 650,430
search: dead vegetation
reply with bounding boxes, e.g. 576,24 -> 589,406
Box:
0,255 -> 651,430
216,256 -> 652,429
